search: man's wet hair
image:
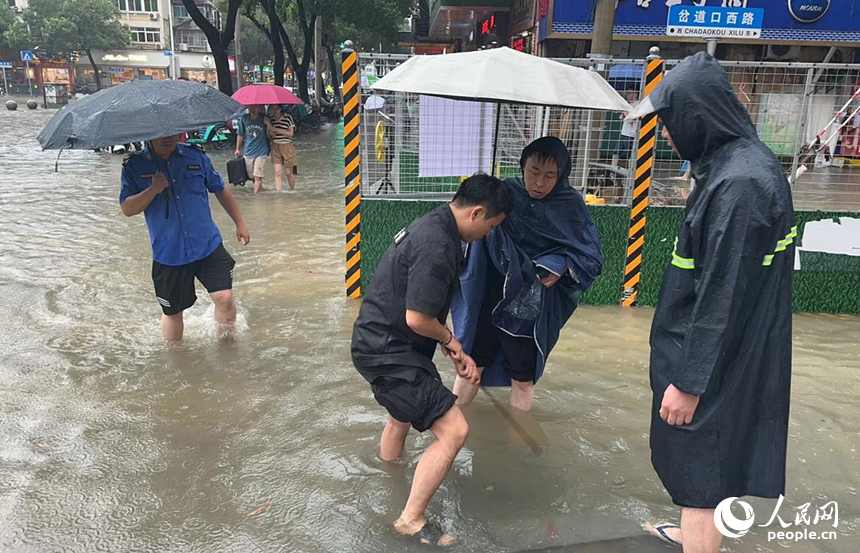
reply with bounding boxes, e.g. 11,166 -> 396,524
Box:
520,140 -> 560,170
451,173 -> 513,219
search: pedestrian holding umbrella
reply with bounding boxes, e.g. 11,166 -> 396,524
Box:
38,79 -> 251,343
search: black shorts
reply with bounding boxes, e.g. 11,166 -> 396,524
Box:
152,243 -> 235,315
470,246 -> 538,383
369,370 -> 457,432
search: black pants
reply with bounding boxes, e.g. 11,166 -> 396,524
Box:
469,245 -> 538,383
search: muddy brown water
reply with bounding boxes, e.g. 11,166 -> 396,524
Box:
0,108 -> 857,552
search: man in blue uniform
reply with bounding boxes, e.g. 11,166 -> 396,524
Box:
121,135 -> 251,341
628,53 -> 796,552
352,174 -> 512,547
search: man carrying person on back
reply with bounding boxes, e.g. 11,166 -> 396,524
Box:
352,174 -> 512,547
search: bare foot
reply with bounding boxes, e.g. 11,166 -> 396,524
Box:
644,521 -> 682,546
395,517 -> 455,547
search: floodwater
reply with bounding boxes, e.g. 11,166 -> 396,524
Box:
1,106 -> 858,553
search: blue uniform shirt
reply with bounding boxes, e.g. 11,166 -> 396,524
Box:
237,113 -> 270,158
120,144 -> 225,266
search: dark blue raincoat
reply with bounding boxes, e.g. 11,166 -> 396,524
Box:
647,53 -> 796,508
451,137 -> 602,386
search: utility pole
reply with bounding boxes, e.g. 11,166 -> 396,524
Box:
591,0 -> 616,58
234,12 -> 244,90
314,16 -> 323,107
168,16 -> 177,79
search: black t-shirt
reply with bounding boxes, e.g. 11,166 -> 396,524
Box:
351,204 -> 463,382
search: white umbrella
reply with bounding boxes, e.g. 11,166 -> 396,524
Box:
370,47 -> 631,170
371,47 -> 631,111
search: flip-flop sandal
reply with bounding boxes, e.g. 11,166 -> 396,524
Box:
647,522 -> 681,546
410,521 -> 454,547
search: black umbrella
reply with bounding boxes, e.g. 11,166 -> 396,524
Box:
38,80 -> 244,153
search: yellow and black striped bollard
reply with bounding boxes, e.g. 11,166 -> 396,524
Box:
622,49 -> 664,307
342,41 -> 362,298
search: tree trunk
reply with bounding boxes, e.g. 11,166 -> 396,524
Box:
86,49 -> 102,91
211,42 -> 233,96
295,16 -> 315,103
180,0 -> 242,95
266,0 -> 284,86
325,44 -> 341,103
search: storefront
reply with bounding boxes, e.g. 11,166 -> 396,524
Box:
177,53 -> 218,87
539,0 -> 860,59
508,0 -> 537,54
3,61 -> 38,95
74,49 -> 169,90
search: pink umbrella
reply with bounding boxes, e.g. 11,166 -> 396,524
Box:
232,84 -> 303,106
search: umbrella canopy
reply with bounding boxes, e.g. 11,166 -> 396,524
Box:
38,80 -> 245,151
232,84 -> 303,106
608,63 -> 643,91
370,47 -> 632,112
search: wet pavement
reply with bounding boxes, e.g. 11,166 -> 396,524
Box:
0,106 -> 858,552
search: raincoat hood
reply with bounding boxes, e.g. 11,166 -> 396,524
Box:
517,136 -> 572,198
646,52 -> 757,164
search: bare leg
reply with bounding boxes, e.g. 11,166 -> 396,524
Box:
286,166 -> 296,190
681,508 -> 722,553
452,366 -> 485,406
380,416 -> 410,461
253,177 -> 263,194
161,313 -> 184,341
273,163 -> 283,191
509,380 -> 535,411
210,290 -> 236,341
394,406 -> 467,546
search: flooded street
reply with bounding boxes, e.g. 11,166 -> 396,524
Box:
1,107 -> 858,553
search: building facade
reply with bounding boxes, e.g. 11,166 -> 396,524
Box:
69,0 -> 220,89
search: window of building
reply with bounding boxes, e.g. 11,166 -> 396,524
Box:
130,26 -> 161,43
117,0 -> 159,12
174,5 -> 189,18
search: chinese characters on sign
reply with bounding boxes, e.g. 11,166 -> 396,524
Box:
667,5 -> 764,38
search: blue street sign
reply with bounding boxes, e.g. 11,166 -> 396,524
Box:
0,61 -> 12,68
667,6 -> 764,39
164,50 -> 173,57
20,50 -> 34,62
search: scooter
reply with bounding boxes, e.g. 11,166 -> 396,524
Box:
187,122 -> 232,150
285,104 -> 321,130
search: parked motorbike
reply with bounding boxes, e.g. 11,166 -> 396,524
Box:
187,122 -> 232,150
285,104 -> 322,130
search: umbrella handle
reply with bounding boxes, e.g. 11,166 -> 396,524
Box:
54,141 -> 69,172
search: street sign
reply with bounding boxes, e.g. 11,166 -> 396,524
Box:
0,61 -> 12,68
667,6 -> 764,39
164,50 -> 173,57
21,50 -> 34,62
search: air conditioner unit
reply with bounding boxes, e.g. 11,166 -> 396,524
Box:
766,45 -> 801,61
13,6 -> 23,13
149,12 -> 159,21
179,43 -> 189,52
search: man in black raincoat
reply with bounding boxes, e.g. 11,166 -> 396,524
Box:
628,53 -> 796,551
